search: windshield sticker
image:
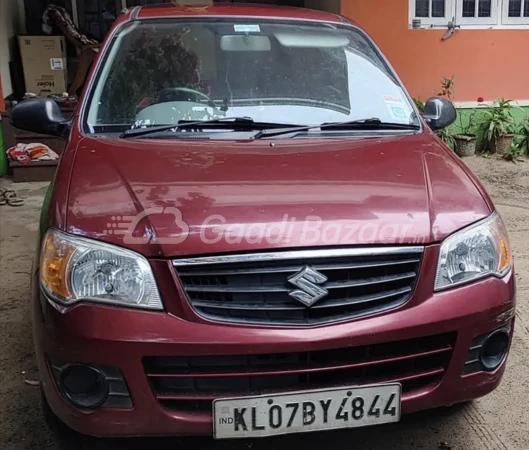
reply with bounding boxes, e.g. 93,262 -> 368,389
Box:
383,95 -> 403,104
234,24 -> 261,33
390,106 -> 408,119
383,96 -> 409,122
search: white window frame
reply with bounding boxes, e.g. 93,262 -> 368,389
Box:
457,0 -> 499,25
409,0 -> 529,30
502,0 -> 529,24
410,0 -> 529,28
409,0 -> 454,27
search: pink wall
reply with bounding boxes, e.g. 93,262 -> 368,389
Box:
342,0 -> 529,102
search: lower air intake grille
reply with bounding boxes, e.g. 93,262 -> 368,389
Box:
144,332 -> 456,413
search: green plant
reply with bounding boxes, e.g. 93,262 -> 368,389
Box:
436,127 -> 455,149
477,98 -> 517,146
438,75 -> 455,101
514,118 -> 529,156
413,98 -> 425,113
433,76 -> 456,149
437,76 -> 476,136
503,144 -> 523,163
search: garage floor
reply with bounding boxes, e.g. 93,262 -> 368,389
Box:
0,155 -> 528,450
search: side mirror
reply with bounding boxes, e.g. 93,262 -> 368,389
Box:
423,97 -> 457,130
11,98 -> 69,137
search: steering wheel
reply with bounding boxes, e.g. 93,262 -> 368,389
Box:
157,87 -> 217,109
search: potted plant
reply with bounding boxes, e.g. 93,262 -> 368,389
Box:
478,98 -> 517,155
453,111 -> 477,157
513,118 -> 529,157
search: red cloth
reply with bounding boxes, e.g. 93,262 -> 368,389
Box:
7,143 -> 59,164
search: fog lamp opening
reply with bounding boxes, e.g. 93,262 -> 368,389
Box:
480,329 -> 510,371
58,364 -> 109,410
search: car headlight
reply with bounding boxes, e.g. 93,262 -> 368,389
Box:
40,229 -> 163,310
435,212 -> 512,291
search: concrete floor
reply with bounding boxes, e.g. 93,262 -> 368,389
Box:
0,155 -> 528,450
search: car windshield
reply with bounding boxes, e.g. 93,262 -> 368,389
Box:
85,18 -> 419,133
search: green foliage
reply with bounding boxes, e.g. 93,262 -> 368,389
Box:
432,76 -> 457,149
414,76 -> 454,117
477,98 -> 517,146
413,98 -> 425,113
503,144 -> 524,163
514,118 -> 529,156
438,75 -> 455,100
436,127 -> 455,149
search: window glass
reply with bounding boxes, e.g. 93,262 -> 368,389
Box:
86,20 -> 416,132
415,0 -> 430,17
463,0 -> 475,17
413,0 -> 529,25
508,0 -> 522,16
432,0 -> 446,17
478,0 -> 492,17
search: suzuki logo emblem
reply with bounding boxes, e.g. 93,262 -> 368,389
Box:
287,267 -> 328,307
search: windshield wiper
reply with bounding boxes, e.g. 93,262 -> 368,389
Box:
119,117 -> 303,139
119,117 -> 252,138
253,118 -> 421,139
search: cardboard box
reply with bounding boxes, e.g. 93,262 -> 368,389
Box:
18,36 -> 68,97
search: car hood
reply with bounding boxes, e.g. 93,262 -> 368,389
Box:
66,134 -> 490,257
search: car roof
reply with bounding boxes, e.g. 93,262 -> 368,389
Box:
132,3 -> 348,25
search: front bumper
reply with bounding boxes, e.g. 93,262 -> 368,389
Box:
33,266 -> 516,438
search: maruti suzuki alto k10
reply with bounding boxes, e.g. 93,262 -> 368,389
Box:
11,3 -> 515,440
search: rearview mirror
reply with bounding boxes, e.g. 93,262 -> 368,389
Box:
423,97 -> 457,130
221,35 -> 271,52
10,98 -> 69,137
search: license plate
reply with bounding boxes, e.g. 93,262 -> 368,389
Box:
213,384 -> 401,439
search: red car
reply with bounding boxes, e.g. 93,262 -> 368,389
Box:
12,3 -> 515,440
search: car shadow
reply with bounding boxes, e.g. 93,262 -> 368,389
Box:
52,403 -> 469,450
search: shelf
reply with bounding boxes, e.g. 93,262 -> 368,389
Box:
9,160 -> 58,183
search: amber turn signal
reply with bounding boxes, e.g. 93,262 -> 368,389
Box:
498,238 -> 512,273
494,214 -> 512,275
41,231 -> 76,301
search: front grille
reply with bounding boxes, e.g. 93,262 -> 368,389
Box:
173,247 -> 423,326
144,333 -> 456,412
